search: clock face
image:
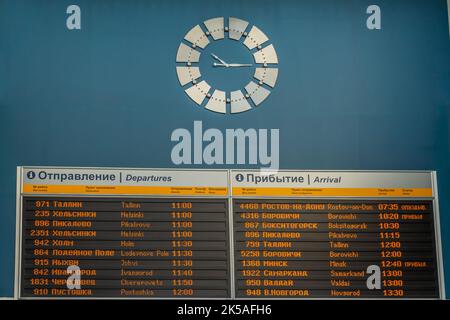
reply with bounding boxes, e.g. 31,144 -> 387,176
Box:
176,17 -> 279,114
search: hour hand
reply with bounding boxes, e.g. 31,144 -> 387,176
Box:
211,53 -> 228,66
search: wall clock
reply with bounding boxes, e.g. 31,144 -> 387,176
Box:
176,17 -> 279,114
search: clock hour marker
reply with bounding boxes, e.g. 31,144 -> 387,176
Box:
205,90 -> 226,113
230,90 -> 252,113
228,17 -> 249,40
243,26 -> 269,49
176,43 -> 201,63
204,17 -> 225,40
245,81 -> 271,106
254,67 -> 278,88
253,44 -> 278,64
184,25 -> 210,49
176,66 -> 201,86
185,81 -> 211,105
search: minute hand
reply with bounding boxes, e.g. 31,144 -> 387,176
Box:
227,63 -> 253,67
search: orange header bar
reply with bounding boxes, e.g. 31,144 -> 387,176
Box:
23,184 -> 228,196
232,187 -> 433,197
23,185 -> 432,197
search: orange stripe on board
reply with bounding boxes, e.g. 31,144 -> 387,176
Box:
232,187 -> 432,197
23,184 -> 228,196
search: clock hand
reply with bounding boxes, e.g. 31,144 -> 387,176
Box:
211,53 -> 228,66
227,63 -> 253,67
213,62 -> 228,67
213,62 -> 253,68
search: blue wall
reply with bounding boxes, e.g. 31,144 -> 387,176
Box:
0,0 -> 449,297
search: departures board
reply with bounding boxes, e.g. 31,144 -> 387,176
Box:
15,167 -> 445,299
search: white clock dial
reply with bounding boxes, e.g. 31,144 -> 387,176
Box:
176,17 -> 279,114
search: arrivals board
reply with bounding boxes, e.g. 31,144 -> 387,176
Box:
15,167 -> 445,299
231,170 -> 444,298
